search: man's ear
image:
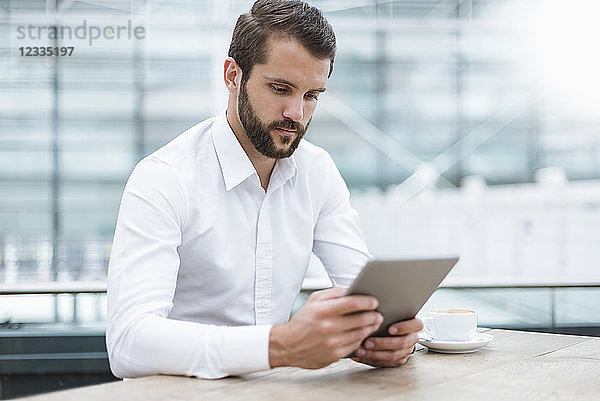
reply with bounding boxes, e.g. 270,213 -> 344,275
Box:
224,57 -> 243,95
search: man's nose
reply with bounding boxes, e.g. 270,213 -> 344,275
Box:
282,97 -> 304,123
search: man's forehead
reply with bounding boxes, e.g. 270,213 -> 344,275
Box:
257,36 -> 330,88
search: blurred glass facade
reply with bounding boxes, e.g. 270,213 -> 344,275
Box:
1,0 -> 600,328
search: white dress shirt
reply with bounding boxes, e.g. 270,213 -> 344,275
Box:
106,111 -> 371,379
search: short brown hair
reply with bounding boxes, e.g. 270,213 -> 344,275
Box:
228,0 -> 336,83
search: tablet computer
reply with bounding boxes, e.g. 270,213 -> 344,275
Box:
345,256 -> 459,338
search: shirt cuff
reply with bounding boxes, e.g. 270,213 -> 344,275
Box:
220,324 -> 272,376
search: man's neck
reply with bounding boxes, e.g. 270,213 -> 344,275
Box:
226,109 -> 276,191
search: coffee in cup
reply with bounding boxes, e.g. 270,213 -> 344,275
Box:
422,308 -> 477,341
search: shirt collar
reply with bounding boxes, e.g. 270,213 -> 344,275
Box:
212,111 -> 256,191
211,111 -> 298,191
264,152 -> 296,193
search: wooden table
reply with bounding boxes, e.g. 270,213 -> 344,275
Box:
18,329 -> 600,401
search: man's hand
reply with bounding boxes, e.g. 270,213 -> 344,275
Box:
351,318 -> 423,368
269,287 -> 383,369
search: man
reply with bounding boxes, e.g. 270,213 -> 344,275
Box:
106,0 -> 422,379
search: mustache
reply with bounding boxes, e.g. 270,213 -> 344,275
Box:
267,119 -> 305,133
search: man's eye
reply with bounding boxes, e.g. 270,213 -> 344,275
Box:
271,85 -> 289,94
305,93 -> 319,100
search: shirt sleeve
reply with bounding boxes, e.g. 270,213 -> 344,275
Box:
106,157 -> 272,379
312,153 -> 372,288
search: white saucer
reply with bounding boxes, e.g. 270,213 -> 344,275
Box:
418,332 -> 494,354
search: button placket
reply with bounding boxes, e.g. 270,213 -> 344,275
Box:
254,194 -> 273,324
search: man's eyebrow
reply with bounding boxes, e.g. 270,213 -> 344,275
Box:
264,75 -> 327,92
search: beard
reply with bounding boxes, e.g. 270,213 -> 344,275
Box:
238,81 -> 309,159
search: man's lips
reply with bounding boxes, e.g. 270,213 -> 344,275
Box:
274,127 -> 297,137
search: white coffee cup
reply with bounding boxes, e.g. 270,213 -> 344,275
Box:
422,308 -> 477,341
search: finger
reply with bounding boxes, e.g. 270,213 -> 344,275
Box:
355,347 -> 413,365
388,317 -> 424,335
352,354 -> 411,368
330,311 -> 383,332
322,295 -> 379,316
336,320 -> 382,349
363,333 -> 419,351
308,287 -> 347,302
350,357 -> 377,367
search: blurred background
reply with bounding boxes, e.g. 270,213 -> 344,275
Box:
1,0 -> 600,398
